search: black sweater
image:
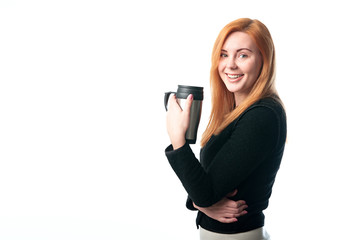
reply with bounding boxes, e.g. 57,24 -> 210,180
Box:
165,97 -> 287,234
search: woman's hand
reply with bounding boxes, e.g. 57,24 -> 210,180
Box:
193,189 -> 248,223
166,94 -> 193,149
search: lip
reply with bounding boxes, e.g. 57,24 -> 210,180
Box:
226,73 -> 244,82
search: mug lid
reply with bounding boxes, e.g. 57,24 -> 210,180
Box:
177,85 -> 203,100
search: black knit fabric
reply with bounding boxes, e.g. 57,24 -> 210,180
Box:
165,97 -> 287,234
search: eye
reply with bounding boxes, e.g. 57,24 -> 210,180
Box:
239,54 -> 248,59
220,53 -> 228,58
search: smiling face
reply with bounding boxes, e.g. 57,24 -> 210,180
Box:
218,31 -> 263,106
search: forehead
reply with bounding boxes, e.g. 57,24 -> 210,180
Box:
222,31 -> 258,51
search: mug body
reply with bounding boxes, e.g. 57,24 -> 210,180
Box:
164,85 -> 203,144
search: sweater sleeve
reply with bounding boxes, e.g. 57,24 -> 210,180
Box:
165,106 -> 281,207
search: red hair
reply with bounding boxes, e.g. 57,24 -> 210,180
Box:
201,18 -> 281,147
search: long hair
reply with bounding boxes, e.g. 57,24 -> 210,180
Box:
200,18 -> 280,147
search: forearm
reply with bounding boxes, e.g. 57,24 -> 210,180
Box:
165,144 -> 218,207
191,189 -> 248,223
165,107 -> 281,207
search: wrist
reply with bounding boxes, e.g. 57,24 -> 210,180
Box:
192,202 -> 199,210
171,138 -> 186,150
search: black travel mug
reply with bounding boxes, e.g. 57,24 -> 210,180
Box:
164,85 -> 203,144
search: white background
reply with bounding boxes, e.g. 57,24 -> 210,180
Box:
1,0 -> 360,239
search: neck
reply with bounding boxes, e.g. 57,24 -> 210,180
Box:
234,92 -> 248,107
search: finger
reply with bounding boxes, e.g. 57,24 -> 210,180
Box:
168,94 -> 181,110
226,189 -> 238,197
169,94 -> 177,105
218,217 -> 238,224
238,204 -> 248,212
183,94 -> 193,116
236,200 -> 247,207
233,206 -> 248,215
224,199 -> 241,208
223,212 -> 241,218
224,204 -> 248,214
225,203 -> 247,212
234,205 -> 248,217
233,210 -> 248,217
240,210 -> 248,216
225,209 -> 248,218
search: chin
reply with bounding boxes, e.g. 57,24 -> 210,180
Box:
224,83 -> 244,94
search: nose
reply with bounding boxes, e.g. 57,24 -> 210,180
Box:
226,56 -> 238,70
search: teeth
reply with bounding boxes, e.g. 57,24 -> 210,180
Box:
227,74 -> 243,79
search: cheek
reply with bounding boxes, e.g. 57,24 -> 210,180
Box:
254,57 -> 263,75
218,60 -> 224,72
244,59 -> 260,76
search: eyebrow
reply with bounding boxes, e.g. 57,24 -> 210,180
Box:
221,48 -> 254,53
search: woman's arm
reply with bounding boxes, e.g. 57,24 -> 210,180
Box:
166,93 -> 192,149
193,189 -> 248,223
166,105 -> 281,207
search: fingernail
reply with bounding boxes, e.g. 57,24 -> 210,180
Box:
189,94 -> 193,100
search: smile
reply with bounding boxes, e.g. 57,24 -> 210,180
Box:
226,73 -> 244,81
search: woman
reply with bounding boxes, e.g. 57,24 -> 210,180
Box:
165,18 -> 286,239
